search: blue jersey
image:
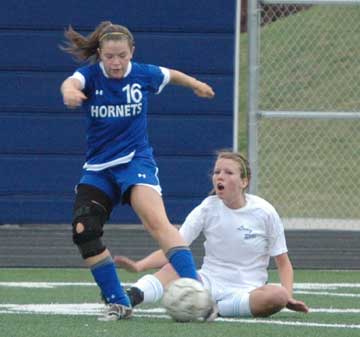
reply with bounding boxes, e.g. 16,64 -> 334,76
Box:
71,61 -> 170,171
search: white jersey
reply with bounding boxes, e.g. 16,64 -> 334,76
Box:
179,194 -> 287,290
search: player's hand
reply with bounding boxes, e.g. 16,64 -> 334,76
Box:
62,88 -> 87,108
286,298 -> 309,313
193,81 -> 215,98
114,255 -> 142,272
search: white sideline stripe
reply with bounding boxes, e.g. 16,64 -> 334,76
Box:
1,281 -> 359,331
137,311 -> 360,330
291,283 -> 360,289
1,282 -> 360,289
307,308 -> 360,313
0,303 -> 103,315
0,304 -> 168,315
294,290 -> 360,298
0,282 -> 133,288
135,314 -> 360,330
1,304 -> 360,329
215,317 -> 360,329
1,304 -> 359,315
0,282 -> 97,288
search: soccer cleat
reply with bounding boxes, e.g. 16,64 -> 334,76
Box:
204,302 -> 219,322
126,286 -> 144,307
98,303 -> 133,321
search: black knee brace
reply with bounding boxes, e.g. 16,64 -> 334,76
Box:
72,184 -> 112,259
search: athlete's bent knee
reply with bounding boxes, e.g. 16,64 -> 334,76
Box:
272,287 -> 289,308
72,201 -> 109,259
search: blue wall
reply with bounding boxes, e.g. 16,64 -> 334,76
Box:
0,1 -> 235,224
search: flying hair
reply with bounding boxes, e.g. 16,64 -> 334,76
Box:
60,21 -> 134,63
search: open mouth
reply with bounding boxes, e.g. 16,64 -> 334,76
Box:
217,183 -> 225,191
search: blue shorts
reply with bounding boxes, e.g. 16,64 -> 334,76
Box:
78,151 -> 162,205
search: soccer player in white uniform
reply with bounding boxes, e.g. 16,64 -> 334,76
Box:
60,21 -> 215,320
116,151 -> 309,318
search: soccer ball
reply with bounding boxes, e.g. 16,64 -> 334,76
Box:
162,278 -> 213,322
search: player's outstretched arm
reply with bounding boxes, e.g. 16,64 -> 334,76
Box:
60,77 -> 87,109
114,249 -> 168,272
275,253 -> 309,314
275,253 -> 295,296
168,69 -> 215,98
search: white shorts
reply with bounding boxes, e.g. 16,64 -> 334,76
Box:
198,270 -> 255,317
198,270 -> 256,302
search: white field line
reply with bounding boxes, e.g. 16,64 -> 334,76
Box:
294,290 -> 360,298
137,313 -> 360,329
0,282 -> 360,289
305,308 -> 360,313
214,317 -> 360,330
0,303 -> 103,315
0,304 -> 359,315
0,282 -> 96,288
0,305 -> 359,329
292,283 -> 360,290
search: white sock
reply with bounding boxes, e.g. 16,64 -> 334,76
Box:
217,293 -> 252,317
132,274 -> 164,304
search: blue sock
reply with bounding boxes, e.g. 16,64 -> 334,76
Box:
91,257 -> 130,307
166,247 -> 198,280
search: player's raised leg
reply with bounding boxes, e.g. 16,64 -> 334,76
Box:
72,184 -> 131,320
130,185 -> 198,280
127,263 -> 177,306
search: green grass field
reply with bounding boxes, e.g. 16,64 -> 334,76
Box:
0,268 -> 359,337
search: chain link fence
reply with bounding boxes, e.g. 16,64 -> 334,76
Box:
248,0 -> 360,229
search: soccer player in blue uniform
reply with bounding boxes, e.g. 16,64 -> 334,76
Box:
60,21 -> 215,321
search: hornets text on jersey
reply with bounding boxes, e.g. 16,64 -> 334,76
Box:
70,61 -> 170,171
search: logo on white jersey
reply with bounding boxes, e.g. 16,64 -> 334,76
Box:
236,225 -> 256,239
